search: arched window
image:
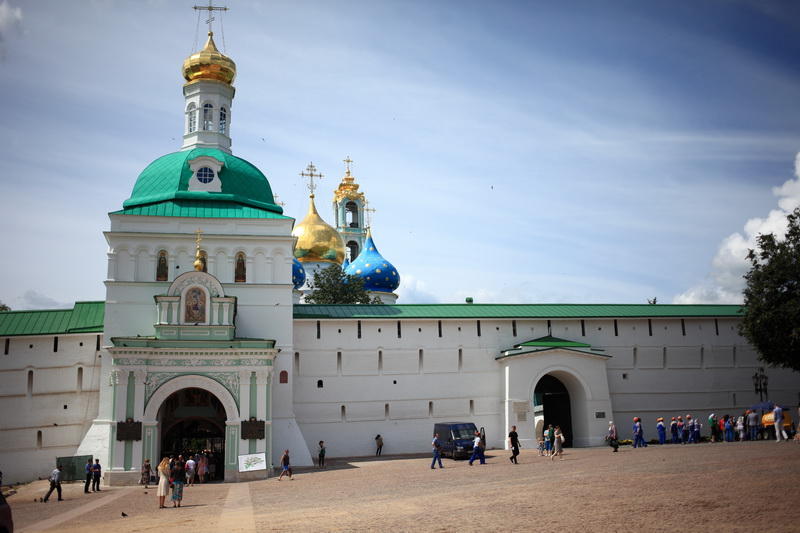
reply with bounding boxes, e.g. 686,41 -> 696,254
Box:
187,103 -> 197,133
279,370 -> 288,384
156,250 -> 168,281
203,103 -> 214,131
219,106 -> 228,135
347,241 -> 359,262
345,201 -> 359,228
235,253 -> 246,283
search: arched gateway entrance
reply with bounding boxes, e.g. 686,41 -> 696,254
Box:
159,388 -> 226,480
535,374 -> 573,447
142,375 -> 240,482
499,341 -> 615,448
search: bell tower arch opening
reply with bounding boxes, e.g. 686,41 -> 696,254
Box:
534,374 -> 573,448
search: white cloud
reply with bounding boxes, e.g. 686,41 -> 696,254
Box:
396,274 -> 439,304
0,0 -> 22,60
674,154 -> 800,304
14,291 -> 71,311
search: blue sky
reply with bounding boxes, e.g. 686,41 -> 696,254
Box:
1,0 -> 800,309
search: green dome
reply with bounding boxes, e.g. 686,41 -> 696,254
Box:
121,149 -> 283,216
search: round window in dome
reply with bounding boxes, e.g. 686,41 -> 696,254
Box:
197,167 -> 215,183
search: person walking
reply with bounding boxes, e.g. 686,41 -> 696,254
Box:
375,435 -> 383,456
607,421 -> 619,452
551,426 -> 564,461
170,460 -> 186,507
774,404 -> 788,441
508,425 -> 520,464
184,456 -> 196,486
431,433 -> 444,469
43,465 -> 63,502
91,459 -> 102,491
278,450 -> 293,480
468,431 -> 485,465
84,458 -> 93,493
156,457 -> 170,509
140,459 -> 152,487
318,441 -> 326,468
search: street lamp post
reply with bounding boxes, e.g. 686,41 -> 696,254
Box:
751,367 -> 769,403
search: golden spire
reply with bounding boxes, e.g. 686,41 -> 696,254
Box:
333,156 -> 365,204
193,228 -> 205,271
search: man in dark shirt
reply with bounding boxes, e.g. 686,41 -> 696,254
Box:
508,426 -> 520,464
91,459 -> 102,491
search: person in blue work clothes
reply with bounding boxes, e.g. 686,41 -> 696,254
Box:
685,415 -> 697,444
632,417 -> 647,448
84,458 -> 93,493
91,459 -> 102,491
431,433 -> 443,469
670,417 -> 679,444
468,431 -> 485,465
656,418 -> 666,445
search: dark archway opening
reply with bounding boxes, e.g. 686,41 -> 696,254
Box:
159,388 -> 226,480
534,374 -> 573,447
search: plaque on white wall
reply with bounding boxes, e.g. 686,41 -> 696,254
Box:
512,401 -> 530,413
238,452 -> 267,472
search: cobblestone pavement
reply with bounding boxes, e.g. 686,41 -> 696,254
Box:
5,441 -> 799,532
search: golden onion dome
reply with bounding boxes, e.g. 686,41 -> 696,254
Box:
183,32 -> 236,85
292,195 -> 345,264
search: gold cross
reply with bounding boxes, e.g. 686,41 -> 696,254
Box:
195,228 -> 204,246
193,1 -> 228,34
299,162 -> 323,197
364,202 -> 376,228
344,156 -> 353,175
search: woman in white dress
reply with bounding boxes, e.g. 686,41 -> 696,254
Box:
156,457 -> 170,509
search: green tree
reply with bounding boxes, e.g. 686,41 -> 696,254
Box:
738,206 -> 800,372
304,265 -> 383,304
0,301 -> 10,312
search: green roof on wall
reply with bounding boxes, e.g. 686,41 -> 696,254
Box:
0,301 -> 105,336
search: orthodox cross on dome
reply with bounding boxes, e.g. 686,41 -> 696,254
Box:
193,2 -> 228,34
192,1 -> 229,53
344,156 -> 353,175
300,162 -> 323,198
272,193 -> 286,208
364,201 -> 376,228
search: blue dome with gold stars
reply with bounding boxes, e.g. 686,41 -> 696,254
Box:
292,257 -> 306,289
344,230 -> 400,293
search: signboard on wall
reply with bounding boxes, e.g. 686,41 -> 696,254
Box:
238,452 -> 267,473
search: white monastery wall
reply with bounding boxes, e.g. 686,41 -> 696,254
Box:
0,332 -> 101,485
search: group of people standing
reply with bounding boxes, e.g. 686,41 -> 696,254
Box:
606,404 -> 795,451
540,424 -> 565,460
41,459 -> 103,503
